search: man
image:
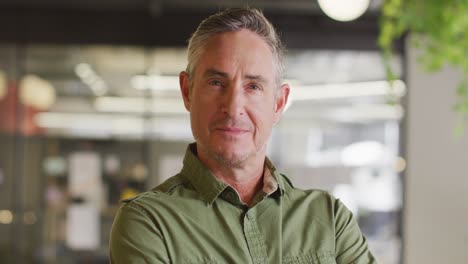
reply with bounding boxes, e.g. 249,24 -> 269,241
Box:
110,8 -> 376,264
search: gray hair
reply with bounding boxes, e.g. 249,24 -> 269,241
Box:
186,8 -> 285,88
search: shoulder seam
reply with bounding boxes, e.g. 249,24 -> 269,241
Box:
124,200 -> 152,220
152,174 -> 187,194
121,191 -> 158,203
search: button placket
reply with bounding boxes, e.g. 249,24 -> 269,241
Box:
243,210 -> 267,264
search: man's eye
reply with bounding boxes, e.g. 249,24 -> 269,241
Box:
209,80 -> 222,86
249,84 -> 261,90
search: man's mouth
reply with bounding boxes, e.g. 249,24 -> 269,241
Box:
215,127 -> 249,135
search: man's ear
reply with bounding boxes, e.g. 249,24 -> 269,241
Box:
273,83 -> 290,123
179,71 -> 191,111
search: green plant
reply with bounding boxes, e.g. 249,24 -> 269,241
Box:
379,0 -> 468,132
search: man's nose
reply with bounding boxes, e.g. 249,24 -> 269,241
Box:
221,86 -> 244,117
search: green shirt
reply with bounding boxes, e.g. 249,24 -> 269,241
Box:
110,144 -> 376,264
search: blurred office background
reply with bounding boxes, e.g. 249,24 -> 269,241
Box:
0,1 -> 466,264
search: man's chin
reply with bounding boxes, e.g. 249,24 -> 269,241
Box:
210,148 -> 255,168
216,156 -> 248,168
197,141 -> 258,167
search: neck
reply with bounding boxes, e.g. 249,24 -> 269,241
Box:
197,146 -> 266,205
216,165 -> 264,205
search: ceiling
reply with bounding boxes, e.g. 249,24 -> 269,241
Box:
0,0 -> 388,51
0,0 -> 383,14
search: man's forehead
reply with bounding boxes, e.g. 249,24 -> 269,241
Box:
195,31 -> 276,80
202,67 -> 270,84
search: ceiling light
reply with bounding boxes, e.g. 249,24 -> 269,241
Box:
291,80 -> 406,101
19,75 -> 56,110
34,112 -> 192,140
74,63 -> 109,96
318,0 -> 370,22
0,210 -> 13,224
131,74 -> 179,91
94,96 -> 186,114
75,63 -> 93,79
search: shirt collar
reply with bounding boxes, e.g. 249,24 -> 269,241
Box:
264,156 -> 286,196
180,143 -> 286,206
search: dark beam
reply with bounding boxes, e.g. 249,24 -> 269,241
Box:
0,8 -> 395,51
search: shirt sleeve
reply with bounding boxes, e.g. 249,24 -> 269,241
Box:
109,203 -> 169,264
334,199 -> 377,264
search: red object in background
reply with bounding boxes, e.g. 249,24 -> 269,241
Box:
0,83 -> 43,136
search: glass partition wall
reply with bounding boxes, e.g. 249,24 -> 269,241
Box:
0,44 -> 404,263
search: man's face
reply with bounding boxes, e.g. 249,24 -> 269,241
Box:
180,29 -> 289,167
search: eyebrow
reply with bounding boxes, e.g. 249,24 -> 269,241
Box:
245,74 -> 268,84
203,68 -> 269,84
203,68 -> 228,78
